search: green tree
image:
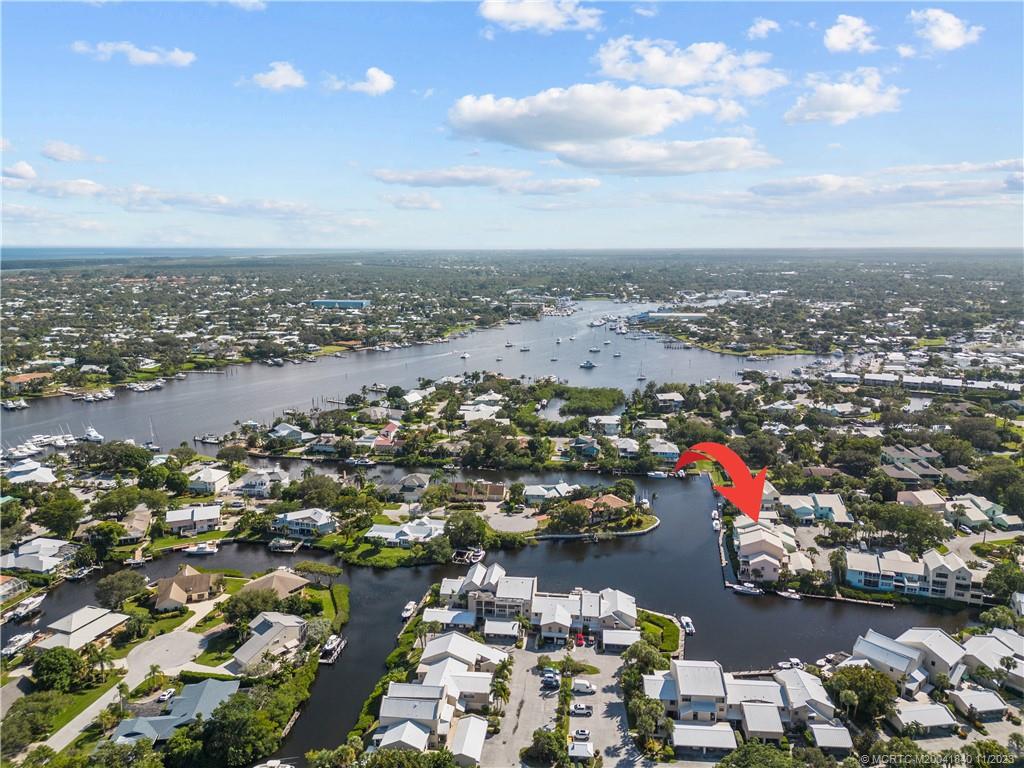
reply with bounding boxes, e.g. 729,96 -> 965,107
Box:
294,560 -> 343,586
983,560 -> 1024,602
718,741 -> 796,768
164,471 -> 190,495
32,489 -> 85,538
825,665 -> 898,724
202,693 -> 281,768
138,464 -> 170,490
32,647 -> 88,692
524,727 -> 567,766
88,738 -> 164,768
221,588 -> 281,630
628,693 -> 668,747
829,548 -> 847,585
0,691 -> 65,756
217,445 -> 250,464
90,521 -> 127,560
444,509 -> 487,549
95,570 -> 148,609
425,534 -> 454,564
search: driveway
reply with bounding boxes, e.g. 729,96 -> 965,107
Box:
480,502 -> 539,534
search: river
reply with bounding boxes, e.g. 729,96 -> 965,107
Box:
1,301 -> 819,450
6,469 -> 970,762
1,301 -> 971,762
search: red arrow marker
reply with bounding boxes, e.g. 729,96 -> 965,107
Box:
674,441 -> 767,522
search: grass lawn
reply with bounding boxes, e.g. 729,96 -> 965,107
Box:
50,673 -> 124,732
914,337 -> 947,348
340,541 -> 418,568
306,586 -> 336,623
150,609 -> 194,636
149,529 -> 229,551
195,630 -> 241,667
189,609 -> 226,634
637,610 -> 681,654
223,576 -> 248,594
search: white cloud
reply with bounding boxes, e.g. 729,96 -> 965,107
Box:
247,61 -> 306,91
909,8 -> 983,51
596,36 -> 787,97
374,165 -> 531,187
785,68 -> 905,125
2,161 -> 37,180
897,44 -> 917,58
747,18 -> 780,40
2,204 -> 106,232
0,138 -> 10,152
882,158 -> 1023,175
633,5 -> 658,18
478,0 -> 601,33
384,192 -> 442,210
41,140 -> 93,162
449,82 -> 719,149
549,137 -> 778,176
506,178 -> 601,195
226,0 -> 266,10
324,67 -> 395,96
824,15 -> 879,53
71,40 -> 196,67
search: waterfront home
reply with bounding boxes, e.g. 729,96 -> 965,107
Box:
845,548 -> 991,605
358,405 -> 405,423
458,403 -> 504,423
647,438 -> 680,463
188,466 -> 230,495
272,507 -> 336,538
268,422 -> 315,442
0,537 -> 76,573
576,493 -> 632,523
232,611 -> 307,673
644,659 -> 727,722
165,504 -> 222,535
611,436 -> 639,458
773,668 -> 836,726
3,458 -> 58,486
588,415 -> 621,436
396,473 -> 432,500
442,562 -> 535,619
887,700 -> 957,736
947,494 -> 1021,530
450,480 -> 505,502
422,607 -> 478,631
523,482 -> 580,506
948,688 -> 1008,720
418,632 -> 508,674
154,565 -> 223,612
669,722 -> 737,757
655,391 -> 685,412
847,629 -> 929,695
895,627 -> 966,681
722,674 -> 785,727
449,714 -> 487,767
240,568 -> 310,599
112,679 -> 239,745
236,466 -> 289,498
0,574 -> 29,601
36,605 -> 129,650
962,629 -> 1024,693
633,418 -> 668,436
808,724 -> 853,756
366,518 -> 446,547
118,504 -> 152,544
483,619 -> 522,644
531,587 -> 638,639
569,435 -> 600,459
777,493 -> 852,525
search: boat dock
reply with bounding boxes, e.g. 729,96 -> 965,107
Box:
318,636 -> 348,665
269,537 -> 303,553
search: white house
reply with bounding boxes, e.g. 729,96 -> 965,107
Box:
165,505 -> 222,534
232,611 -> 307,673
3,458 -> 57,486
188,466 -> 230,495
268,422 -> 315,442
0,537 -> 76,573
272,507 -> 336,537
588,415 -> 621,436
366,518 -> 446,547
36,605 -> 130,650
237,466 -> 289,498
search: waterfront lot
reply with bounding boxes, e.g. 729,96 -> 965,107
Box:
481,643 -> 641,768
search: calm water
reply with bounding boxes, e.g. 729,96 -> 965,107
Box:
1,301 -> 818,450
5,470 -> 970,762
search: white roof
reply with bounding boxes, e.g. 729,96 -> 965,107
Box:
276,507 -> 333,525
740,702 -> 784,736
495,576 -> 536,601
896,627 -> 965,667
602,629 -> 642,647
724,674 -> 784,707
853,629 -> 922,674
642,671 -> 677,701
449,715 -> 487,763
38,605 -> 129,650
421,631 -> 507,667
891,701 -> 957,729
484,619 -> 520,636
774,668 -> 832,712
809,723 -> 853,750
949,688 -> 1006,713
672,660 -> 725,698
671,721 -> 737,750
166,505 -> 221,524
422,607 -> 477,627
190,466 -> 229,483
379,720 -> 431,751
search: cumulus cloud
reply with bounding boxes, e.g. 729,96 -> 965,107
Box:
2,203 -> 106,232
324,67 -> 395,96
897,45 -> 917,58
824,15 -> 879,53
882,158 -> 1023,175
41,140 -> 95,162
909,8 -> 983,51
596,36 -> 787,97
245,61 -> 307,91
384,192 -> 442,210
449,82 -> 719,149
505,177 -> 601,195
72,40 -> 196,67
747,18 -> 780,40
226,0 -> 266,10
374,166 -> 531,188
549,137 -> 778,176
3,161 -> 38,180
633,5 -> 658,18
785,68 -> 905,125
478,0 -> 601,33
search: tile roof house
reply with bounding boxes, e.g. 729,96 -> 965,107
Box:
37,605 -> 130,650
240,569 -> 310,599
154,565 -> 223,612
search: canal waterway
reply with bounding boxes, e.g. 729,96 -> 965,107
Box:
7,470 -> 971,762
1,301 -> 822,451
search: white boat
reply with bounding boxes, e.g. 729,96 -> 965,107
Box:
712,519 -> 721,531
588,346 -> 600,353
2,631 -> 37,658
319,633 -> 347,664
253,761 -> 296,768
731,582 -> 765,596
569,335 -> 576,341
776,589 -> 802,601
82,426 -> 104,443
460,353 -> 470,359
711,510 -> 719,520
549,357 -> 558,362
679,616 -> 695,636
519,345 -> 530,352
636,363 -> 647,381
646,471 -> 667,479
603,340 -> 611,345
401,601 -> 417,620
612,351 -> 622,358
556,338 -> 562,344
495,357 -> 503,361
579,360 -> 596,369
504,340 -> 513,348
183,542 -> 219,556
10,594 -> 45,621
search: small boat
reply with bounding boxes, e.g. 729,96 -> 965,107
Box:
569,335 -> 576,341
711,510 -> 719,520
504,340 -> 513,348
556,338 -> 562,344
1,631 -> 37,658
319,633 -> 348,663
579,360 -> 596,369
495,357 -> 503,361
549,357 -> 558,362
401,601 -> 417,620
183,542 -> 219,556
731,582 -> 765,596
612,351 -> 622,358
588,346 -> 600,353
193,433 -> 221,445
82,426 -> 104,443
10,594 -> 46,621
519,346 -> 530,352
143,441 -> 161,453
466,548 -> 485,563
66,566 -> 97,581
636,363 -> 647,381
460,353 -> 470,360
776,589 -> 802,601
647,471 -> 667,479
679,616 -> 696,636
253,761 -> 296,768
174,372 -> 187,380
603,340 -> 611,345
442,464 -> 457,472
712,519 -> 721,531
269,537 -> 301,552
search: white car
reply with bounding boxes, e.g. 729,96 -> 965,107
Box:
958,525 -> 973,534
572,729 -> 591,742
571,704 -> 593,717
157,688 -> 176,702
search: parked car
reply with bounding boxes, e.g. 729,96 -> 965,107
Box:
572,679 -> 596,694
157,688 -> 176,702
541,667 -> 558,678
575,633 -> 585,647
541,677 -> 560,690
958,525 -> 973,534
572,729 -> 591,742
571,704 -> 593,717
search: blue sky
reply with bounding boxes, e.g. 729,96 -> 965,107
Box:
2,1 -> 1021,248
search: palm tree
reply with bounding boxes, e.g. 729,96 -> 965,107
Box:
147,664 -> 164,692
415,622 -> 429,649
85,643 -> 114,682
839,688 -> 859,720
490,677 -> 510,714
117,682 -> 131,715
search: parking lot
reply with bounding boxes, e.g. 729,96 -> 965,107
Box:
480,641 -> 648,768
